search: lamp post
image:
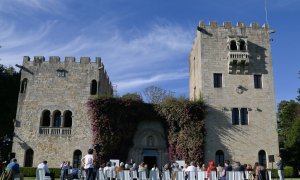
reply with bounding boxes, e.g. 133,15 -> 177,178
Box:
93,143 -> 103,169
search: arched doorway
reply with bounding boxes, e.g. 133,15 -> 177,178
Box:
24,149 -> 34,167
258,150 -> 266,166
128,120 -> 167,170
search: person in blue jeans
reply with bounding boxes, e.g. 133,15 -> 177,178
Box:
276,155 -> 284,180
81,149 -> 94,180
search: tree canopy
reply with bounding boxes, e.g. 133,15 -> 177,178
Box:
0,64 -> 20,161
277,70 -> 300,175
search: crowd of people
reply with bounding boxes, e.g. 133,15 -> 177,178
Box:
79,148 -> 284,180
0,150 -> 285,180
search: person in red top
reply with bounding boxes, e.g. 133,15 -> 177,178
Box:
206,161 -> 217,180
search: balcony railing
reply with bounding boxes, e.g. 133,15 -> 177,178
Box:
228,51 -> 249,63
228,51 -> 249,74
39,127 -> 71,135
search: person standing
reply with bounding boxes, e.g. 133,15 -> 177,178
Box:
37,161 -> 54,180
81,149 -> 94,180
206,161 -> 217,180
276,155 -> 284,180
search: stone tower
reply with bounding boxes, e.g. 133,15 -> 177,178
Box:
12,56 -> 112,167
189,21 -> 279,167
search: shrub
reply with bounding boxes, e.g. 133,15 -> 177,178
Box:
269,166 -> 294,178
20,167 -> 36,177
20,167 -> 61,178
284,166 -> 294,177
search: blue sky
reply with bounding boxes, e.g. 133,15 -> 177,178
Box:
0,0 -> 299,105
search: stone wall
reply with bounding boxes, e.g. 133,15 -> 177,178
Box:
13,56 -> 112,167
189,21 -> 279,167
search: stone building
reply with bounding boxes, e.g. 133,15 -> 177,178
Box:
189,21 -> 279,167
12,56 -> 113,168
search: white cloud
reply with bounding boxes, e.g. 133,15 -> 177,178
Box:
0,0 -> 66,15
116,71 -> 189,91
0,12 -> 193,95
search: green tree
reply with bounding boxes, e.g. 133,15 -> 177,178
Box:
0,64 -> 20,161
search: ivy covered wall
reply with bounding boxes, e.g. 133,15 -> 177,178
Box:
87,97 -> 205,164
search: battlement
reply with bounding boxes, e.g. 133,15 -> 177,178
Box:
198,21 -> 269,29
23,56 -> 103,66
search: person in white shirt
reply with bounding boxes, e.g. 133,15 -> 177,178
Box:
186,162 -> 197,172
81,149 -> 94,180
37,161 -> 53,180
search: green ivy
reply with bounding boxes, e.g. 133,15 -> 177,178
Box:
87,97 -> 205,164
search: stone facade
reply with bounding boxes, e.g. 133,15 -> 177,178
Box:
12,56 -> 113,167
189,21 -> 279,167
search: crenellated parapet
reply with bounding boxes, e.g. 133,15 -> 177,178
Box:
23,56 -> 103,66
21,56 -> 112,95
198,21 -> 269,29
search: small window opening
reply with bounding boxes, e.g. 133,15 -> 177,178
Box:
64,110 -> 72,127
254,75 -> 262,89
240,108 -> 248,125
20,78 -> 28,93
53,111 -> 61,127
41,110 -> 50,126
240,40 -> 246,51
90,80 -> 97,95
230,40 -> 237,50
232,108 -> 239,125
213,73 -> 222,88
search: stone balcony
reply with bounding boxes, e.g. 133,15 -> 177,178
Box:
228,51 -> 249,74
39,127 -> 71,135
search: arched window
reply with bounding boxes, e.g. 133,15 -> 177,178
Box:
20,78 -> 28,93
24,149 -> 34,167
215,150 -> 224,166
147,136 -> 154,147
90,80 -> 97,95
53,110 -> 61,127
73,150 -> 82,168
258,150 -> 266,166
63,110 -> 72,127
230,40 -> 237,50
41,110 -> 50,126
239,40 -> 246,50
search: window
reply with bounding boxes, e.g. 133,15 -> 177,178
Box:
73,150 -> 82,168
90,80 -> 97,95
254,75 -> 262,89
56,69 -> 67,77
215,150 -> 224,166
53,110 -> 61,127
239,40 -> 246,50
24,149 -> 34,167
41,110 -> 50,126
232,108 -> 249,125
240,108 -> 248,125
230,40 -> 237,50
232,108 -> 239,125
258,150 -> 266,166
213,73 -> 222,88
63,110 -> 72,127
20,78 -> 28,93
